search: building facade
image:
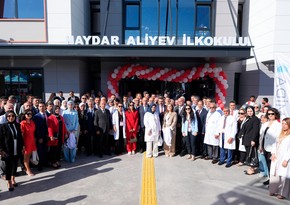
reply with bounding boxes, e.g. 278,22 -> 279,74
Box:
0,0 -> 286,106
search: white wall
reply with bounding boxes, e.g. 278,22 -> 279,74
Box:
47,0 -> 72,44
215,0 -> 239,37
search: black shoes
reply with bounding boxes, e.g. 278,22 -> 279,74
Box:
225,164 -> 232,168
212,160 -> 218,164
218,161 -> 225,166
263,180 -> 270,185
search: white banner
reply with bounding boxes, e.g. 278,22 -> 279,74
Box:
274,53 -> 290,119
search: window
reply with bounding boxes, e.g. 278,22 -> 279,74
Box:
91,1 -> 101,36
0,68 -> 44,100
124,0 -> 141,43
123,0 -> 214,44
0,0 -> 44,19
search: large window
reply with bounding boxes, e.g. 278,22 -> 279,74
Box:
0,0 -> 44,19
124,0 -> 214,44
0,69 -> 44,101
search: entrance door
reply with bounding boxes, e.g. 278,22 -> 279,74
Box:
118,77 -> 215,100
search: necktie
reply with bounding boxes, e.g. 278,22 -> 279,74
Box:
223,116 -> 227,129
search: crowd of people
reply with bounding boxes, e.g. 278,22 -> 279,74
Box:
0,92 -> 289,200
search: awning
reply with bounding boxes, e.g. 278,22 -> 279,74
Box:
0,44 -> 253,63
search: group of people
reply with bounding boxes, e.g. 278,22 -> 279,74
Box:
0,92 -> 289,200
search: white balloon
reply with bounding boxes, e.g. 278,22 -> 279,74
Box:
168,77 -> 172,81
136,71 -> 140,76
225,84 -> 229,89
204,63 -> 209,68
152,77 -> 156,80
124,71 -> 129,76
200,73 -> 205,77
160,70 -> 165,75
164,68 -> 169,72
128,67 -> 132,72
213,69 -> 218,73
141,71 -> 145,75
172,74 -> 177,78
202,68 -> 207,72
114,69 -> 118,74
145,69 -> 150,74
183,79 -> 188,83
208,68 -> 213,73
111,73 -> 117,79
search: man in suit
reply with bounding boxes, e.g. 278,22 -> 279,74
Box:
94,99 -> 112,157
195,100 -> 208,157
0,96 -> 7,116
122,95 -> 129,111
156,97 -> 166,125
138,97 -> 149,153
175,96 -> 186,156
8,95 -> 20,116
33,101 -> 48,171
68,91 -> 81,104
86,100 -> 97,156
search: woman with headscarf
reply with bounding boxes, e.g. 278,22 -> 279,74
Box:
240,106 -> 261,175
20,109 -> 36,176
47,105 -> 67,168
62,101 -> 79,163
0,110 -> 24,191
144,104 -> 161,158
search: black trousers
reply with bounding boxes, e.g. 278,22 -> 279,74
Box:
138,127 -> 146,152
36,139 -> 48,168
264,150 -> 271,173
5,155 -> 19,181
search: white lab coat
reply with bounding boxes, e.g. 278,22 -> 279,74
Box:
270,135 -> 290,178
204,111 -> 221,146
215,115 -> 237,150
112,111 -> 126,140
144,112 -> 161,142
259,120 -> 282,152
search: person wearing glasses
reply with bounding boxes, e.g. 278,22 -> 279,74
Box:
181,105 -> 198,160
0,110 -> 24,191
259,108 -> 281,185
20,110 -> 36,176
112,103 -> 126,155
203,101 -> 222,164
236,108 -> 247,166
269,118 -> 290,200
240,106 -> 261,175
125,102 -> 139,155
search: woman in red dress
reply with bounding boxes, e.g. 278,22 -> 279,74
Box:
47,105 -> 67,168
125,102 -> 139,155
20,110 -> 36,176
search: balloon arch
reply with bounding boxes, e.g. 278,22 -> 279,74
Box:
107,64 -> 228,106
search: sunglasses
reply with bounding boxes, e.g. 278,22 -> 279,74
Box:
185,108 -> 191,110
238,112 -> 245,115
118,106 -> 123,107
25,113 -> 33,116
7,114 -> 15,118
267,113 -> 275,116
209,107 -> 215,109
82,98 -> 87,100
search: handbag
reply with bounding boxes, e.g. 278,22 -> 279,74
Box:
245,146 -> 259,167
30,151 -> 39,165
129,137 -> 137,143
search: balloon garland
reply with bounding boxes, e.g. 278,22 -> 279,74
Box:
107,64 -> 228,106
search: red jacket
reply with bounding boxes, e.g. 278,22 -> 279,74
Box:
47,114 -> 67,146
125,110 -> 139,138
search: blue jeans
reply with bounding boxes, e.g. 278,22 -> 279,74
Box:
258,152 -> 269,177
220,134 -> 233,165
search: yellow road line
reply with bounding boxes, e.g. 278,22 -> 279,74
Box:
141,152 -> 157,205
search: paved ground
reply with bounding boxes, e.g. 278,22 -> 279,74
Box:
0,152 -> 289,205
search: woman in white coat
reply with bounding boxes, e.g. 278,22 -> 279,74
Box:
112,103 -> 126,155
215,107 -> 237,167
144,104 -> 161,158
269,118 -> 290,200
259,108 -> 281,185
